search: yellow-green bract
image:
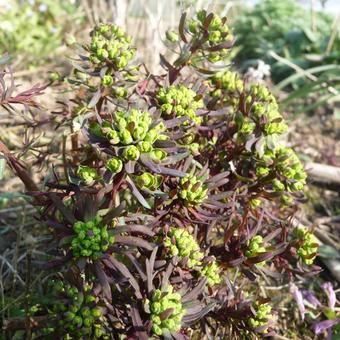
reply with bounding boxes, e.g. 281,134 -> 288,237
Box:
248,302 -> 272,331
157,85 -> 203,125
71,216 -> 114,259
148,285 -> 185,336
201,260 -> 221,286
51,281 -> 108,338
76,165 -> 97,185
179,174 -> 208,205
89,109 -> 168,165
294,227 -> 319,265
164,228 -> 203,268
89,23 -> 136,70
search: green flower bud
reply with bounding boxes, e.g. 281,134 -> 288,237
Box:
166,30 -> 179,43
83,318 -> 92,327
152,324 -> 162,336
245,235 -> 266,266
208,53 -> 221,63
98,24 -> 110,34
133,126 -> 147,140
212,89 -> 222,98
188,142 -> 200,155
117,57 -> 127,69
188,20 -> 198,33
104,129 -> 119,144
265,122 -> 288,135
115,115 -> 127,131
101,75 -> 113,86
196,9 -> 206,22
144,129 -> 158,144
239,119 -> 255,134
272,179 -> 285,192
91,308 -> 102,318
65,312 -> 75,321
249,198 -> 261,208
135,172 -> 159,190
122,145 -> 140,161
256,167 -> 270,177
289,182 -> 304,192
294,227 -> 319,265
179,174 -> 208,205
151,314 -> 161,325
165,228 -> 203,268
201,260 -> 221,286
73,316 -> 83,327
150,149 -> 167,161
294,171 -> 307,181
76,166 -> 97,185
282,168 -> 295,179
96,48 -> 109,60
137,141 -> 153,153
281,194 -> 293,205
248,302 -> 272,330
119,129 -> 133,145
94,327 -> 103,337
113,87 -> 127,98
209,30 -> 221,43
106,157 -> 123,173
89,55 -> 101,64
150,285 -> 184,336
108,47 -> 118,59
160,103 -> 172,115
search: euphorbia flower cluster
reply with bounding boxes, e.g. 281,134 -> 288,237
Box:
51,280 -> 109,338
163,227 -> 203,268
71,216 -> 114,259
148,286 -> 185,336
157,85 -> 204,125
3,9 -> 322,339
89,23 -> 136,71
294,226 -> 319,265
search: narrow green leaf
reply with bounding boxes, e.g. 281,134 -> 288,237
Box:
275,64 -> 340,91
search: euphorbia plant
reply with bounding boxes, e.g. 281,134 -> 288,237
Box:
2,11 -> 323,339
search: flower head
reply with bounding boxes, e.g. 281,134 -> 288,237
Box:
149,285 -> 185,336
71,216 -> 114,259
248,302 -> 272,331
294,227 -> 319,265
76,165 -> 97,185
157,85 -> 203,125
201,260 -> 221,287
89,109 -> 168,167
89,23 -> 135,71
179,174 -> 208,205
187,10 -> 233,63
164,228 -> 203,268
51,280 -> 108,338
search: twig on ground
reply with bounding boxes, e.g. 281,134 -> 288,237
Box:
0,255 -> 25,287
306,162 -> 340,191
3,315 -> 48,331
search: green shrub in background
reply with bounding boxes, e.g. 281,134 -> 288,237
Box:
233,0 -> 339,86
0,0 -> 84,68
